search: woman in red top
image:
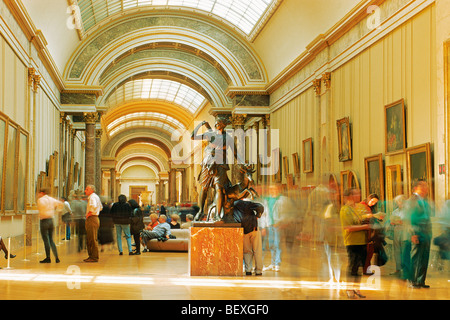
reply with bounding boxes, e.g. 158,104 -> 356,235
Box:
356,194 -> 380,274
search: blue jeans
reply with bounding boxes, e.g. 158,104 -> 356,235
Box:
115,224 -> 132,253
267,226 -> 281,266
40,218 -> 58,259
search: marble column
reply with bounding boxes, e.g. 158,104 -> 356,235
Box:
231,114 -> 247,183
83,112 -> 98,188
95,129 -> 102,194
155,182 -> 161,204
168,167 -> 177,205
110,168 -> 116,201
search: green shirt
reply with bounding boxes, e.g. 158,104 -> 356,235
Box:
340,204 -> 367,246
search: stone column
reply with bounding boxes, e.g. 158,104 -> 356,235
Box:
181,168 -> 188,202
110,168 -> 116,201
168,167 -> 177,205
95,129 -> 102,194
155,182 -> 161,204
83,112 -> 98,188
231,114 -> 247,183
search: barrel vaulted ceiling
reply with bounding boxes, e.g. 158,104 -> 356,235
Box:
51,1 -> 279,175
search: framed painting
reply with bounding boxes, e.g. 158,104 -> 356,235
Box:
292,152 -> 300,176
364,154 -> 385,202
385,99 -> 406,154
386,164 -> 402,213
0,114 -> 6,213
302,138 -> 313,173
329,173 -> 340,207
272,147 -> 281,183
337,117 -> 352,162
340,170 -> 349,205
4,121 -> 18,213
17,129 -> 29,213
406,143 -> 433,199
283,156 -> 289,178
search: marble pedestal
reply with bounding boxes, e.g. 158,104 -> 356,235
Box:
189,224 -> 243,276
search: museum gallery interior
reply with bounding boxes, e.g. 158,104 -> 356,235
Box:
0,0 -> 449,301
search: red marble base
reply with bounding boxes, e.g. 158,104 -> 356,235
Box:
189,226 -> 243,276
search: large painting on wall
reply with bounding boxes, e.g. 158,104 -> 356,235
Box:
0,116 -> 5,212
406,143 -> 433,199
386,164 -> 403,213
340,170 -> 360,205
302,138 -> 313,173
385,99 -> 406,154
364,153 -> 385,202
337,117 -> 352,162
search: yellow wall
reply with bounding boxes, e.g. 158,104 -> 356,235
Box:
271,5 -> 437,200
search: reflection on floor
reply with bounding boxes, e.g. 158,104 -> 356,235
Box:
0,235 -> 448,300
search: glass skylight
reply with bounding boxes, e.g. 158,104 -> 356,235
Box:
107,112 -> 185,132
108,119 -> 178,137
107,79 -> 206,114
77,0 -> 273,35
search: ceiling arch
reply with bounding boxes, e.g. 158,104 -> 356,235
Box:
105,79 -> 208,116
118,156 -> 164,174
120,162 -> 158,178
76,0 -> 278,37
103,101 -> 193,129
64,12 -> 267,85
102,129 -> 174,158
98,58 -> 230,108
116,148 -> 169,171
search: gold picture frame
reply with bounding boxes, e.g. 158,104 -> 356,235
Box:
302,138 -> 313,173
406,143 -> 433,199
385,99 -> 406,155
337,117 -> 352,162
292,152 -> 300,176
283,156 -> 289,178
364,153 -> 385,202
386,164 -> 403,213
340,170 -> 360,205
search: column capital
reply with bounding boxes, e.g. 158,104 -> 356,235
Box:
83,112 -> 99,124
322,72 -> 331,90
95,129 -> 103,139
230,113 -> 247,127
313,79 -> 322,96
33,75 -> 41,93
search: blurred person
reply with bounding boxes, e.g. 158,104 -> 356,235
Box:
61,197 -> 72,240
340,188 -> 370,298
340,188 -> 370,277
261,184 -> 283,272
140,215 -> 171,247
321,188 -> 342,283
84,184 -> 102,262
129,198 -> 145,255
181,214 -> 194,229
98,197 -> 114,252
356,194 -> 383,274
37,187 -> 63,263
110,194 -> 134,256
169,213 -> 181,229
387,194 -> 408,277
405,180 -> 433,288
0,235 -> 16,261
233,199 -> 264,276
70,191 -> 87,252
433,200 -> 450,261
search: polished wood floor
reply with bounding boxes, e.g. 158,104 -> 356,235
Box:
0,233 -> 448,301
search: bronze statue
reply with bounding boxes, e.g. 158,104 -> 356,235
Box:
191,115 -> 256,223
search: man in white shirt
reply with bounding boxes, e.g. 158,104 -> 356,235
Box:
37,187 -> 63,263
84,184 -> 102,262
